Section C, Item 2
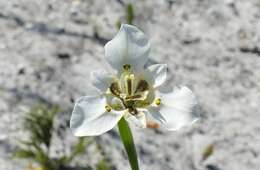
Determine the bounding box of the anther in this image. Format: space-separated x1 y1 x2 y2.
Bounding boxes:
155 98 161 106
123 64 131 70
109 82 121 97
135 80 149 93
125 74 134 96
105 105 112 112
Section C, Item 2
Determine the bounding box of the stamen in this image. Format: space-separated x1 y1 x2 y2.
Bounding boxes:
123 64 131 71
109 82 121 96
125 74 134 96
125 94 142 100
105 105 112 112
135 80 149 93
127 79 132 95
155 98 161 106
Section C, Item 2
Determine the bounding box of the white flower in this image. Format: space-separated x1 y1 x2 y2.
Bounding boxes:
70 24 198 136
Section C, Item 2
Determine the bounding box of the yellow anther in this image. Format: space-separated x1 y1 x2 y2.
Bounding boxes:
123 64 131 70
105 105 112 112
155 98 161 106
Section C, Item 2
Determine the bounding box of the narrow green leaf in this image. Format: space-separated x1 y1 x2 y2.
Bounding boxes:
118 118 139 170
13 149 35 159
73 137 87 155
126 4 134 25
65 137 92 164
96 160 108 170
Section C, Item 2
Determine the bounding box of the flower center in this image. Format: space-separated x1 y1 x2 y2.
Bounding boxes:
107 65 154 115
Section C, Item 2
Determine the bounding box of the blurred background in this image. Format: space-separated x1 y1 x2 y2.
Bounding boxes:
0 0 260 170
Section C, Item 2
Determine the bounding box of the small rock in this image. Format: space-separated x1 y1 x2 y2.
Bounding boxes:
57 53 71 60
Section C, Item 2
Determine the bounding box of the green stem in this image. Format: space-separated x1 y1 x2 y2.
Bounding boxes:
118 118 139 170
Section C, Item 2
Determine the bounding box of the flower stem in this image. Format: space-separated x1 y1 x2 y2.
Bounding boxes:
118 118 139 170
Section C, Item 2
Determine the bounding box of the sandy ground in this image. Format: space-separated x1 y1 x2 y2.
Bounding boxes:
0 0 260 170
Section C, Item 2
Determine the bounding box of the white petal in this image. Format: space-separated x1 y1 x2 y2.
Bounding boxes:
106 94 125 110
144 64 167 88
157 86 198 130
105 24 150 73
146 106 166 124
91 71 113 92
125 111 147 128
70 95 123 136
159 86 197 108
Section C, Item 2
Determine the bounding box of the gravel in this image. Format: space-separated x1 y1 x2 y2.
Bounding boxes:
0 0 259 170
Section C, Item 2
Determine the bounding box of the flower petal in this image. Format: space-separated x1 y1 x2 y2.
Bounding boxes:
144 64 167 88
156 86 198 130
70 95 124 136
106 94 125 110
91 71 113 92
125 111 147 128
105 24 150 73
146 106 166 124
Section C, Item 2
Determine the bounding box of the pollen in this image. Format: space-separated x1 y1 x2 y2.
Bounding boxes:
123 64 131 70
105 105 112 112
155 98 161 106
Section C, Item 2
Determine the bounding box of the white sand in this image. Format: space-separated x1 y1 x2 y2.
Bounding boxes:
0 0 259 169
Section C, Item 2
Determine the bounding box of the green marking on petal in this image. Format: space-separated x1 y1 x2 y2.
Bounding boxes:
135 79 149 93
